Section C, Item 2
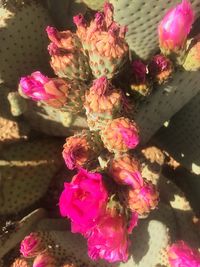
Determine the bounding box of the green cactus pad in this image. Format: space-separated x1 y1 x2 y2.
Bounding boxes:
82 0 104 10
23 99 88 136
0 139 63 215
0 86 29 144
0 2 53 87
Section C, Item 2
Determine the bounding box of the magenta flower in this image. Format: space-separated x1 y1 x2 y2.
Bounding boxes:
19 71 52 101
59 169 108 235
20 232 45 258
87 213 129 263
158 0 194 52
168 241 200 267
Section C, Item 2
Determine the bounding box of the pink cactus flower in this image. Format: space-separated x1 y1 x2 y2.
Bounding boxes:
33 253 56 267
168 241 200 267
59 169 108 235
20 232 45 258
19 72 70 107
158 0 194 52
87 212 129 263
19 71 51 101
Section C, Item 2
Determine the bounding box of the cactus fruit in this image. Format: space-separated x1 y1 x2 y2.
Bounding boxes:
0 139 63 215
46 26 91 81
0 1 53 87
148 54 173 84
100 117 140 154
74 3 129 79
84 77 123 131
108 154 141 187
128 180 159 217
183 34 200 71
62 131 103 170
82 0 104 10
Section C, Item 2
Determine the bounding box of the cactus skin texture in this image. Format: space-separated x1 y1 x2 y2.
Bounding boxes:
0 139 63 215
7 92 88 136
183 35 200 71
0 209 47 259
0 2 53 87
82 0 104 10
0 86 29 145
109 0 200 60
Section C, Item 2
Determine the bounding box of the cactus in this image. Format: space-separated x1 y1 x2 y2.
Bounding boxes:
84 77 123 131
0 1 54 87
0 138 63 215
46 0 87 30
109 0 200 60
0 208 47 259
183 34 200 71
0 86 29 145
7 91 88 136
100 117 139 154
82 0 104 10
46 26 91 81
73 3 129 79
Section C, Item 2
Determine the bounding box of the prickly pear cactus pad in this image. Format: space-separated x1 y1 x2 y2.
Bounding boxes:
82 0 104 10
0 2 53 87
0 85 29 144
110 0 200 60
0 139 63 215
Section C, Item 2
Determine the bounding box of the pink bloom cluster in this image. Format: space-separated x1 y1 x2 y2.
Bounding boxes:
59 169 135 263
168 241 200 267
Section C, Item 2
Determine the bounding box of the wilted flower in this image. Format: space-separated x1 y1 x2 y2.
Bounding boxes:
158 0 194 54
128 180 159 216
168 241 200 267
59 169 108 235
148 54 173 84
62 132 102 170
131 60 150 96
101 117 140 153
87 212 129 263
33 253 56 267
73 2 129 79
20 232 46 258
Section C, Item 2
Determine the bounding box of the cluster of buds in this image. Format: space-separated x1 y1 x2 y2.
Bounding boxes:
73 2 129 78
11 232 57 267
16 0 200 265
